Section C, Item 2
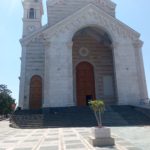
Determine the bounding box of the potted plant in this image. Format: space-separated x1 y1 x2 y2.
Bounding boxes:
88 100 115 147
89 100 105 128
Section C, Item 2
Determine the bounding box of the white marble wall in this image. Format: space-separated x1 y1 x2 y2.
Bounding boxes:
43 38 74 107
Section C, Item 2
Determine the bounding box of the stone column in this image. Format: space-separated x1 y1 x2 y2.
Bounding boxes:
133 40 148 100
43 40 74 108
18 42 27 109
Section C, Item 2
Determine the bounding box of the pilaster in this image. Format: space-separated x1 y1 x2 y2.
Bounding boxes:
18 42 27 109
133 40 148 100
113 40 140 105
43 41 51 108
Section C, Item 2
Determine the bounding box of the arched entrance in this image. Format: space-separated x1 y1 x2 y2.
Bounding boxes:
72 27 117 105
76 62 96 106
29 75 42 109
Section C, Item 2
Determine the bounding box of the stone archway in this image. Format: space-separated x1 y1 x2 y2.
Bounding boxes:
29 75 42 109
76 62 96 106
72 27 117 105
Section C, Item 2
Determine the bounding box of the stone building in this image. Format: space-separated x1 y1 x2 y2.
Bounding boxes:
19 0 148 109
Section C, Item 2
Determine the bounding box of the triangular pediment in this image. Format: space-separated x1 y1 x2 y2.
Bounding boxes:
47 0 116 26
21 3 140 45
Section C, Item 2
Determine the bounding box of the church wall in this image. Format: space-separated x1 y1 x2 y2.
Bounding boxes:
23 41 45 109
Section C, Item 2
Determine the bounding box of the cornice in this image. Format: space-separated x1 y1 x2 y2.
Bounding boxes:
47 0 116 10
133 40 143 49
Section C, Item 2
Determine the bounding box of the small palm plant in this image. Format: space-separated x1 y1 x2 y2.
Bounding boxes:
89 100 105 128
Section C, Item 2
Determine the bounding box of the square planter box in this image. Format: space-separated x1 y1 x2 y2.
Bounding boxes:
89 127 115 147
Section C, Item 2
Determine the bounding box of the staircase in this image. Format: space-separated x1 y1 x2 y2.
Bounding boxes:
10 106 150 128
10 109 43 128
43 107 97 128
111 105 150 126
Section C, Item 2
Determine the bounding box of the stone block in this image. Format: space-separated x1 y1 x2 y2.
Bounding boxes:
89 127 115 147
91 127 111 139
89 136 115 147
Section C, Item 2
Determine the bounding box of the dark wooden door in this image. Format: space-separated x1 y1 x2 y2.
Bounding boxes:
29 75 42 109
76 62 95 106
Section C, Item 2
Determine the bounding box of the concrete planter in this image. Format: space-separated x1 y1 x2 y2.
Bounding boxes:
89 127 115 147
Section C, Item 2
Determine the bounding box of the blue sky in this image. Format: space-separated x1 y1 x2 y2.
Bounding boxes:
0 0 149 104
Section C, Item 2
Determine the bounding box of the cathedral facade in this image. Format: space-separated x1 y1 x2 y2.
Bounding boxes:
19 0 148 109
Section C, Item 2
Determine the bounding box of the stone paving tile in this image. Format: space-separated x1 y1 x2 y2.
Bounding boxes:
116 140 133 146
44 137 58 141
24 137 39 141
126 147 142 150
0 144 16 148
24 139 39 142
13 148 33 150
65 140 82 144
47 134 58 136
3 140 18 143
65 143 86 149
39 146 59 150
31 134 43 136
36 130 45 133
40 143 59 147
15 135 27 137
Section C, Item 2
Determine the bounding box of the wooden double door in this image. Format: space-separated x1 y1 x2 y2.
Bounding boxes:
29 75 42 109
76 62 96 106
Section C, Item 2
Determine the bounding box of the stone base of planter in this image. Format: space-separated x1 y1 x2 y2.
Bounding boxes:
89 127 115 147
89 136 115 147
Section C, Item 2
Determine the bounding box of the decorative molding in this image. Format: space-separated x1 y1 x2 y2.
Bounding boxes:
133 40 143 49
79 47 89 57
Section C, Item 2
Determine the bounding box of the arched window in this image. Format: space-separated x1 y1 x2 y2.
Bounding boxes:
29 8 35 19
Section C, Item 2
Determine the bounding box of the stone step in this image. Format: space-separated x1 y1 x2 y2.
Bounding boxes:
10 105 150 128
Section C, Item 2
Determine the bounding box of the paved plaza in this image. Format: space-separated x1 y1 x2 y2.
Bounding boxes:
0 121 150 150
